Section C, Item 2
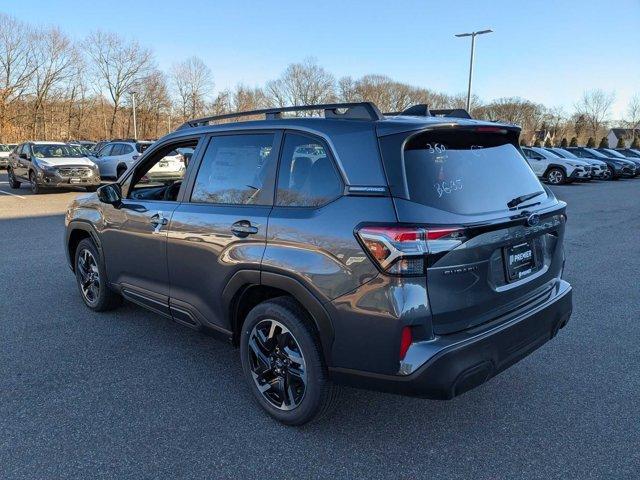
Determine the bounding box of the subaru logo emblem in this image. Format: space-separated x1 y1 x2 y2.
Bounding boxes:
526 214 540 227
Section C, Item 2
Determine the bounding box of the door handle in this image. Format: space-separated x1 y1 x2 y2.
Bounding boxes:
231 220 258 237
150 211 169 228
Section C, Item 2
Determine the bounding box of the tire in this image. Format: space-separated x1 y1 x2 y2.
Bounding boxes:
546 167 566 185
7 168 21 189
240 297 339 426
116 165 127 179
602 167 613 181
608 166 619 180
74 238 121 311
29 171 42 194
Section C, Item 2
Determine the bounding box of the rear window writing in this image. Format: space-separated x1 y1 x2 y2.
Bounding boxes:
388 130 546 215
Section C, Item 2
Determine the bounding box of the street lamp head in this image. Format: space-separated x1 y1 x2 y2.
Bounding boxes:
455 29 493 38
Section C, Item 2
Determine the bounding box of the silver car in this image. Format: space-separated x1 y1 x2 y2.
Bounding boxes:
92 140 153 179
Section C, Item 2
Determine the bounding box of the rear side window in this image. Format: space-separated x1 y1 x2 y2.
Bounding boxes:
122 144 134 155
276 133 342 207
380 129 546 215
191 134 277 205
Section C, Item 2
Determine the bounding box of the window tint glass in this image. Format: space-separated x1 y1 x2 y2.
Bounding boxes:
122 144 134 154
191 134 276 205
111 144 124 156
276 134 342 207
99 144 113 156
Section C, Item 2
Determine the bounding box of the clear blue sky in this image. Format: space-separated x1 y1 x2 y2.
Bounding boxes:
4 0 639 117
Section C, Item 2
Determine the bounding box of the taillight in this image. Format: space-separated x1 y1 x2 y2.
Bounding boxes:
355 225 465 275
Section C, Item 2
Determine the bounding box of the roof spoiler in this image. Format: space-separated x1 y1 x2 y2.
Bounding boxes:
384 104 473 119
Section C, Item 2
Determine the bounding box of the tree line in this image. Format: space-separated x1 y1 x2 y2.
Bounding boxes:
1 13 638 146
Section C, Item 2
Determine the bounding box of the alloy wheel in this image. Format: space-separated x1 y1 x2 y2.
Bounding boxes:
548 170 563 184
247 319 307 411
77 249 100 305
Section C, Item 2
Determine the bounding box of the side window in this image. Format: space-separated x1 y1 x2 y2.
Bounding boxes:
276 134 342 207
122 144 134 155
111 144 124 156
126 140 199 202
98 144 113 157
190 134 277 205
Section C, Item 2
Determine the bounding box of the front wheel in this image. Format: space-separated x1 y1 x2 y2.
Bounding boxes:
74 238 121 311
240 297 339 425
546 168 566 185
29 171 42 194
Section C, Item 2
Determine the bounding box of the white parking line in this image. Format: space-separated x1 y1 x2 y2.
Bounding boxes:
0 189 26 199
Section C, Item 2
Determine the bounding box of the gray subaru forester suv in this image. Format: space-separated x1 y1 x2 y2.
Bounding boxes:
65 102 573 425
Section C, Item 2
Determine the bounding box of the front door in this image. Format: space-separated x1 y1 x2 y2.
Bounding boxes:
167 131 281 331
100 138 201 314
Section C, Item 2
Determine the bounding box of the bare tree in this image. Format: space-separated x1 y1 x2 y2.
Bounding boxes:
30 27 77 138
0 13 38 141
575 89 615 139
625 94 640 143
83 30 154 137
266 58 335 112
171 56 213 120
132 69 170 138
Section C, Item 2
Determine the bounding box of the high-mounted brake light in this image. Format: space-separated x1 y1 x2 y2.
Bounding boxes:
355 225 465 276
475 126 507 134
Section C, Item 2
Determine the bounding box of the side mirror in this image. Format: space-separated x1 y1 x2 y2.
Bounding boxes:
97 183 122 207
19 153 28 160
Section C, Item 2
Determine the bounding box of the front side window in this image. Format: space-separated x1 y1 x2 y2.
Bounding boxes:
126 140 198 202
98 144 113 157
276 134 342 207
191 134 277 205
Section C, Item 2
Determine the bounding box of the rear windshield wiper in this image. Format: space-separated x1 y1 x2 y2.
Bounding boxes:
507 190 545 209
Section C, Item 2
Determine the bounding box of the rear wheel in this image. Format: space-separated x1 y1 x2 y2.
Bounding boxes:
8 168 21 189
546 168 566 185
240 297 339 425
74 238 121 311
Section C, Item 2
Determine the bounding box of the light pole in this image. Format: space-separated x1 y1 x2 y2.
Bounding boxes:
455 29 493 111
130 91 138 140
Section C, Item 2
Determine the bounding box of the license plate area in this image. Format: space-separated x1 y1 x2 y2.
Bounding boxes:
504 241 538 282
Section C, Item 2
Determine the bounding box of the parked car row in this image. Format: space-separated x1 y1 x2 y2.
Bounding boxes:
0 139 200 194
521 146 640 184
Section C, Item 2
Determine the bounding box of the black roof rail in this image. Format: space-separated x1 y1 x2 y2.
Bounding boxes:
384 104 473 120
178 102 385 129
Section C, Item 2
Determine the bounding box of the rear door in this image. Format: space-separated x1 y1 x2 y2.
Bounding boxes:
166 131 281 331
379 126 566 334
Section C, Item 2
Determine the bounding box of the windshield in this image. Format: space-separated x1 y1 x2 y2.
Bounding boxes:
0 145 9 152
32 144 86 158
585 148 608 159
382 129 546 215
542 148 561 157
554 148 578 159
602 149 626 158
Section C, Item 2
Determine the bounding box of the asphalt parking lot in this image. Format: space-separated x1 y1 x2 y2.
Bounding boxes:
1 173 639 479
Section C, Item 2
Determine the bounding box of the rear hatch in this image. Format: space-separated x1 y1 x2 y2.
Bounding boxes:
379 125 566 334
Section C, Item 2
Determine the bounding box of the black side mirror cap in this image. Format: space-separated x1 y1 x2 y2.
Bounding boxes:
97 183 122 207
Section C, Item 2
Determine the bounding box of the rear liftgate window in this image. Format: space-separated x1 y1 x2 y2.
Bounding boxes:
385 128 545 214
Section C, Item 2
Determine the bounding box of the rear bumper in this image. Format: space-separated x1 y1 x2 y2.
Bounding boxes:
330 279 572 399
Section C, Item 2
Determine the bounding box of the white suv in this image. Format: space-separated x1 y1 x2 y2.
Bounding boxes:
92 140 153 179
521 146 591 184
